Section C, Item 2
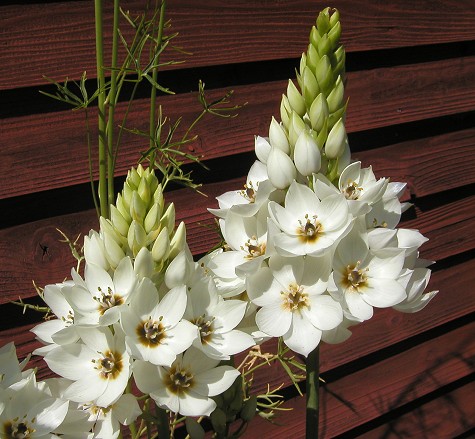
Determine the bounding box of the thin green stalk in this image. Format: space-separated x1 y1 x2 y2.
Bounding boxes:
84 108 100 218
94 0 109 218
150 1 167 153
155 405 170 439
306 346 320 438
106 0 121 209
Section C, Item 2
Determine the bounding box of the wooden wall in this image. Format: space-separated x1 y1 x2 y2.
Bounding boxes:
1 0 474 437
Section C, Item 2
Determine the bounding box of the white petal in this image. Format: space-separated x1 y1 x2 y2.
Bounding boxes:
363 278 407 308
64 374 107 403
178 391 216 417
157 286 187 325
44 345 95 380
255 305 291 337
284 314 322 357
345 292 373 321
303 295 343 330
30 398 69 435
193 366 240 397
133 360 161 394
113 394 142 425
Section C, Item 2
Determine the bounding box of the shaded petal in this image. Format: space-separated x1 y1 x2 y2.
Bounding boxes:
363 278 406 308
255 305 291 336
178 391 216 417
303 295 343 330
346 292 373 320
193 366 240 397
284 314 322 357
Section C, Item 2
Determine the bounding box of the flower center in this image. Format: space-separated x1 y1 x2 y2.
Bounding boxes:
92 350 123 379
281 284 310 313
342 181 362 200
344 261 368 292
3 420 34 439
137 317 166 347
165 365 194 395
239 182 257 203
297 214 322 243
241 236 266 259
94 287 124 315
192 315 215 345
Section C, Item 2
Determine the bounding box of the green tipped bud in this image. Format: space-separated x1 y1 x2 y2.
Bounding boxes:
309 25 319 49
127 220 147 256
169 221 186 260
309 93 329 132
288 111 306 146
153 184 164 209
103 232 126 268
299 53 307 79
306 43 319 73
286 80 306 116
160 203 176 234
151 226 170 263
269 117 290 154
328 20 341 47
128 166 141 188
327 76 344 113
115 193 131 224
325 118 346 159
210 408 226 435
316 9 331 36
280 94 292 127
138 177 151 207
315 55 332 93
317 33 331 57
240 396 257 422
122 182 134 208
294 130 321 176
185 418 205 439
110 205 129 237
329 8 340 28
144 203 160 234
301 66 319 107
130 191 146 223
333 46 346 77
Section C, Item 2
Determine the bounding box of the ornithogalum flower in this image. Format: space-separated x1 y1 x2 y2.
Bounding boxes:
247 254 342 356
134 347 240 416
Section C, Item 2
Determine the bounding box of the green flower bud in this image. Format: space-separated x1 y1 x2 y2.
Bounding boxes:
329 8 340 28
306 43 319 74
169 221 186 260
122 182 134 208
328 20 341 47
294 130 321 176
325 118 346 159
315 55 332 93
144 203 160 234
288 111 306 147
115 193 131 224
327 75 344 113
127 220 147 257
130 191 146 223
269 117 290 154
309 25 319 49
103 232 126 268
110 205 129 237
160 203 176 234
138 177 151 207
185 418 205 439
301 66 319 108
151 226 170 263
286 80 306 116
316 9 331 36
210 408 226 435
240 396 257 422
317 33 331 57
309 93 329 132
280 94 292 127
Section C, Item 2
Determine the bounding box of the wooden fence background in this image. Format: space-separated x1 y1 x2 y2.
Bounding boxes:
1 0 474 437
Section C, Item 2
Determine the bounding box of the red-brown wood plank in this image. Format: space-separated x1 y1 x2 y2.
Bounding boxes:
2 56 475 199
360 381 475 439
242 321 475 438
2 0 474 90
1 175 474 304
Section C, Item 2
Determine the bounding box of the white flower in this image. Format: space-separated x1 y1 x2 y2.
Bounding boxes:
44 326 131 407
329 225 407 321
184 278 255 360
393 268 438 313
247 255 342 356
0 373 69 439
121 278 197 366
254 136 271 164
64 257 137 326
0 342 32 389
269 180 352 256
134 347 240 417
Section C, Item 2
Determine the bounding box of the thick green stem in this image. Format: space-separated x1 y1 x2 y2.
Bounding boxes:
94 0 108 218
106 0 121 209
150 1 167 153
306 346 320 439
155 406 170 439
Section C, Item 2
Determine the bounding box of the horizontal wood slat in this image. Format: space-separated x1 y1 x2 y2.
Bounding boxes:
1 0 474 90
0 171 473 304
361 381 475 438
2 56 474 199
241 321 475 438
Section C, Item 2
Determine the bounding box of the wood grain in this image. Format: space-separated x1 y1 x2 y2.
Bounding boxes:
2 0 474 90
2 56 474 199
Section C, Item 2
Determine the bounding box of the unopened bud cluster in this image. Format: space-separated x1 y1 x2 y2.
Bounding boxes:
263 7 349 188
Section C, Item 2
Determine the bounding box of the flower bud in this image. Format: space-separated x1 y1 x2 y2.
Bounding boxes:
315 55 332 92
164 247 193 288
153 184 164 211
115 193 131 223
309 93 329 131
327 75 344 113
169 221 186 260
160 203 176 233
127 220 147 256
325 118 346 159
301 66 319 108
317 9 331 35
151 226 170 263
144 203 160 234
269 117 290 154
294 131 321 176
130 191 146 223
266 146 296 190
110 205 129 237
128 166 141 188
240 396 257 422
83 230 109 271
254 136 271 164
329 8 340 27
288 111 306 146
317 33 331 56
103 232 126 268
328 20 341 47
138 177 151 207
306 43 319 73
280 94 292 128
286 80 306 116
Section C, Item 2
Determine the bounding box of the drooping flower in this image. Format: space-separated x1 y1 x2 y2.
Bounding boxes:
134 347 240 416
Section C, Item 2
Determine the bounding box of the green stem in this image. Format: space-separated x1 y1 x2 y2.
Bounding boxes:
106 0 121 209
150 1 167 155
94 0 108 218
306 346 320 439
155 406 170 439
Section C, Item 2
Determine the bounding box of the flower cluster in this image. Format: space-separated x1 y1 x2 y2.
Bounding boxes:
204 8 437 357
7 165 257 438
